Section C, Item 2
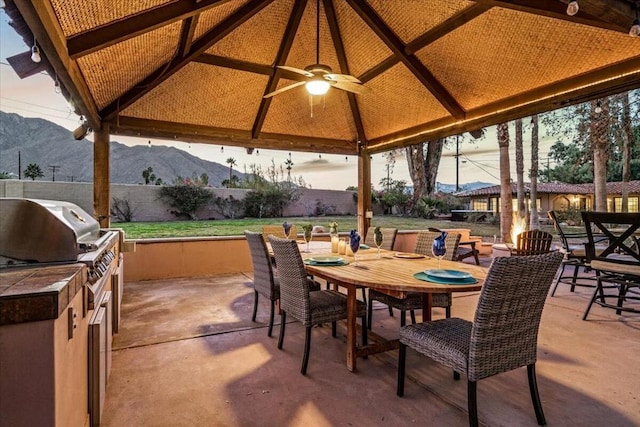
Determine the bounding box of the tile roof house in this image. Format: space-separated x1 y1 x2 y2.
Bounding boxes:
457 180 640 215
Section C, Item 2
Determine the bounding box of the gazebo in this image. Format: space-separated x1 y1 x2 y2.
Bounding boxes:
5 0 640 231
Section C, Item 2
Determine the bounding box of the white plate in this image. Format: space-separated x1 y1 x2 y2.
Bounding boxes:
309 256 344 264
424 269 472 280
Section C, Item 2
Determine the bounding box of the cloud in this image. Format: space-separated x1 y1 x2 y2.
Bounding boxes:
294 158 352 172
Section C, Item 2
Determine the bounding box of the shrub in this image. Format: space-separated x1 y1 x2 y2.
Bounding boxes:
213 195 244 219
159 177 214 220
111 197 136 222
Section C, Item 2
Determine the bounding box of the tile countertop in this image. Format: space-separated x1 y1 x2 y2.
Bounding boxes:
0 263 87 325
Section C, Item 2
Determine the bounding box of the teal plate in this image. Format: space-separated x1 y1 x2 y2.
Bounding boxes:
414 272 478 285
304 259 349 267
424 269 472 280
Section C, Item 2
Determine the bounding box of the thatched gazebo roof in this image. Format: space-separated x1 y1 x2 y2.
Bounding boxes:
6 0 640 155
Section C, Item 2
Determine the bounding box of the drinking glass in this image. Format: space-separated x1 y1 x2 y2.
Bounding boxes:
351 239 360 266
432 238 446 269
283 222 292 239
375 234 383 258
303 230 312 252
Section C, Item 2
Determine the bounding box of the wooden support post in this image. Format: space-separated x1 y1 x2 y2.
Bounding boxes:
357 146 371 236
93 123 110 228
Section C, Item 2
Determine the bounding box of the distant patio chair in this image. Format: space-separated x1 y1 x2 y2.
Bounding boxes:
510 230 553 256
269 236 367 375
397 252 563 427
581 212 640 320
262 224 297 241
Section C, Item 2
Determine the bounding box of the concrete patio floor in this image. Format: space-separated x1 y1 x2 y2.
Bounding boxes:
102 260 640 427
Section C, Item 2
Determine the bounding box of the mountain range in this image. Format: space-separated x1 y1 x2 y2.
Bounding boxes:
0 111 494 192
0 111 242 186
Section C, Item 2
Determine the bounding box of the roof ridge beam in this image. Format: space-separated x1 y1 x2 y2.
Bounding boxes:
345 0 465 120
251 0 307 139
101 0 275 121
67 0 233 59
323 0 366 143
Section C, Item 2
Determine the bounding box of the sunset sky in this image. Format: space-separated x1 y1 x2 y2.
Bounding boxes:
0 11 555 191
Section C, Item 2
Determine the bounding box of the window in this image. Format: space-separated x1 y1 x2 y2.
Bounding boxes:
613 197 639 213
472 199 488 211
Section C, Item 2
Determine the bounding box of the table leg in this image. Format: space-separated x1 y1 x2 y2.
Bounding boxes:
421 293 433 322
346 285 357 372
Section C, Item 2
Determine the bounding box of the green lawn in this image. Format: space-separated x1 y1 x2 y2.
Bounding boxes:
115 216 510 239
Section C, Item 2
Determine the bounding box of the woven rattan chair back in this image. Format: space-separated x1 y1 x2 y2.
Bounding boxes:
512 230 553 256
468 252 563 381
364 227 397 250
262 225 297 242
268 236 312 325
415 230 460 261
244 231 277 300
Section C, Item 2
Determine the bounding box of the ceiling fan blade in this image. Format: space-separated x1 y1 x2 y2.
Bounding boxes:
277 65 314 78
324 73 361 83
331 81 370 95
263 81 306 98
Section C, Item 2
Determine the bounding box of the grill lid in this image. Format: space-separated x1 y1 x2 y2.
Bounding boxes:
0 198 100 263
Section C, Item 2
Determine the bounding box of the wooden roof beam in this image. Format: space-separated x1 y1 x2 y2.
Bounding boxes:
67 0 233 59
251 0 307 139
101 0 275 121
345 0 465 119
482 0 630 33
177 15 199 57
368 55 640 153
323 0 366 143
108 116 357 154
194 54 310 81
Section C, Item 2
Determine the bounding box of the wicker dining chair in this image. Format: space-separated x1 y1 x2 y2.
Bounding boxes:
245 231 280 337
510 229 553 256
269 236 367 375
397 251 563 427
367 230 461 329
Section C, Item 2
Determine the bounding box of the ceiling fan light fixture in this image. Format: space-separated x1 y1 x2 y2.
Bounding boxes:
306 79 330 95
566 1 579 16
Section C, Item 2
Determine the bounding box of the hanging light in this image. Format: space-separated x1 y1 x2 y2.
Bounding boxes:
0 0 6 9
306 78 330 96
594 101 602 114
54 76 61 94
630 2 640 37
566 1 579 16
220 146 224 153
256 149 260 156
31 37 41 63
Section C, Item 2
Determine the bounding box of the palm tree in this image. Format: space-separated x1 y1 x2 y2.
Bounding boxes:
529 114 540 230
24 163 44 181
498 122 513 243
591 98 609 211
226 157 237 188
515 118 526 220
284 157 294 182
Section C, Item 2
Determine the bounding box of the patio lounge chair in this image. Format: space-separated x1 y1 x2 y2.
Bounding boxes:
269 236 367 375
397 251 563 427
367 230 460 329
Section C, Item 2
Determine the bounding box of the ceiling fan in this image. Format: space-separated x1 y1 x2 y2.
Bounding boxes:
263 0 369 99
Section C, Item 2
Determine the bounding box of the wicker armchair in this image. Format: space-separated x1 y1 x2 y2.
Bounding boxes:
367 230 461 329
397 252 563 427
269 236 367 375
581 212 640 320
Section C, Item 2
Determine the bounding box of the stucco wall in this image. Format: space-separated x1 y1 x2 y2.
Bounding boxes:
0 180 357 222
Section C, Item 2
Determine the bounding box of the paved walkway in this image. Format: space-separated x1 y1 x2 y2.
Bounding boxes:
102 264 640 426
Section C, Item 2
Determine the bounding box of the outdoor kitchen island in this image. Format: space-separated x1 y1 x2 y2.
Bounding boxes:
0 263 90 427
